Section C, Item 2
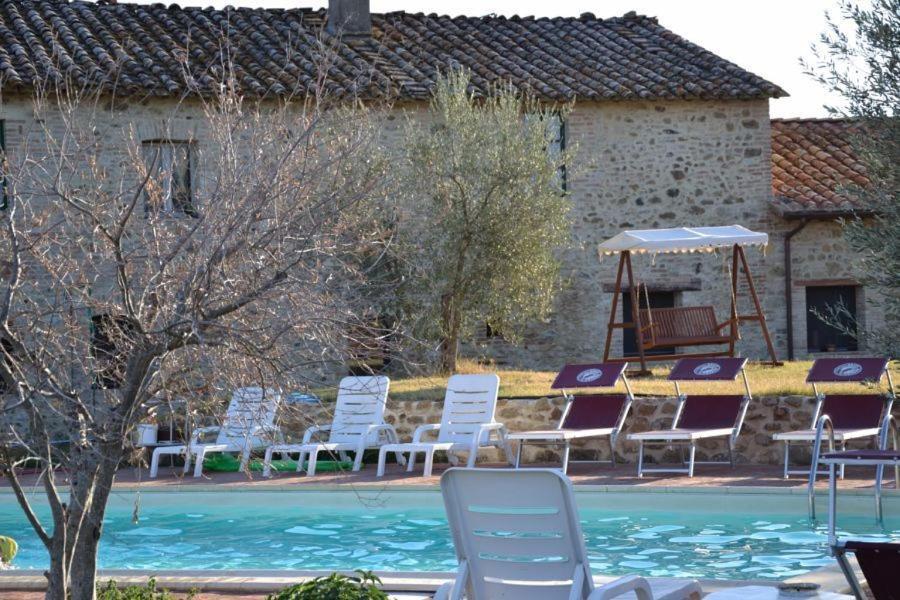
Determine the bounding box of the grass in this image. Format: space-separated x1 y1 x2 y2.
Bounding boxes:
376 359 899 401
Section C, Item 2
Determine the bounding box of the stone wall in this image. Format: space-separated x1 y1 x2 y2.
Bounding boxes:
471 98 780 368
279 395 895 466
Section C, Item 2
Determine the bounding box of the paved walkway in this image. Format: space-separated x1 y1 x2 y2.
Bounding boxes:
2 461 892 490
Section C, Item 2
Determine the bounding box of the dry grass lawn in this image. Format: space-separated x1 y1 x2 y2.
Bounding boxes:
319 359 897 401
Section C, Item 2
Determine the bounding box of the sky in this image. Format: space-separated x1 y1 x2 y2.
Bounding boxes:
130 0 850 118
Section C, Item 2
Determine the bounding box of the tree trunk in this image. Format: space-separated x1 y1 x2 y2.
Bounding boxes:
439 292 460 372
44 535 68 600
67 538 101 600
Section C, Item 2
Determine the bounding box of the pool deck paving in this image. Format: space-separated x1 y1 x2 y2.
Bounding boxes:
3 461 894 491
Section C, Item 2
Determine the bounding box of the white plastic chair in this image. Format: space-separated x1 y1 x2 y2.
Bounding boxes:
437 468 702 600
262 376 402 476
376 374 511 477
149 387 282 478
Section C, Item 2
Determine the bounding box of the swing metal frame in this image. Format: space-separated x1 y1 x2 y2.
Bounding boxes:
602 243 780 374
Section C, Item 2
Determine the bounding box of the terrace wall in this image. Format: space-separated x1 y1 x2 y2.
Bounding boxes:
281 395 896 466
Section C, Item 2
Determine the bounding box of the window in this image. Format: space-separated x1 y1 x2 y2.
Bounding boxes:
141 140 196 216
622 290 676 357
0 120 8 211
90 314 137 389
806 285 858 352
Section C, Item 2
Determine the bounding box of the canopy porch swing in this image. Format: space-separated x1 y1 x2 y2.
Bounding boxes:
599 226 780 374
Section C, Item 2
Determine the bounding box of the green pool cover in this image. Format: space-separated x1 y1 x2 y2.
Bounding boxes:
202 453 353 473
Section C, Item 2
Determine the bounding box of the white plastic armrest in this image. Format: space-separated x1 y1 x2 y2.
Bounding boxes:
473 422 506 445
412 424 440 443
302 424 331 444
257 424 284 444
587 575 653 600
367 423 397 439
190 426 220 444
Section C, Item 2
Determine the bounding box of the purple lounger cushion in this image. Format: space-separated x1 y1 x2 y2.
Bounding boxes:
563 394 627 430
677 395 746 430
819 394 887 430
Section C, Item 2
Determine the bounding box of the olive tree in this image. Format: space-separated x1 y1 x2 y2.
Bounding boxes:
397 70 573 371
0 68 393 598
807 0 899 355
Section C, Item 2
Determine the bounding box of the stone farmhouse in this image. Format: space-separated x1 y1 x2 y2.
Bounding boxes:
0 0 881 373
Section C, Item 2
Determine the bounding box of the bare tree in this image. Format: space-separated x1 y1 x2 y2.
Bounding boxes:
0 59 395 598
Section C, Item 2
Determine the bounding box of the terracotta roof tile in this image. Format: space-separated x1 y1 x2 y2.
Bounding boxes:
0 1 786 101
771 119 870 217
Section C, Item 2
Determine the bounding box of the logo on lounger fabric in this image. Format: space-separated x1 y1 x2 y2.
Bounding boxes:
576 368 603 383
693 362 722 377
833 362 863 378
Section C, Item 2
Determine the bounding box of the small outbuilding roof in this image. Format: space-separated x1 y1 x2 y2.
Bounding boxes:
599 225 768 255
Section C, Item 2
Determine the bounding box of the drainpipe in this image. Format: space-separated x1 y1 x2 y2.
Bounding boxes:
784 219 809 360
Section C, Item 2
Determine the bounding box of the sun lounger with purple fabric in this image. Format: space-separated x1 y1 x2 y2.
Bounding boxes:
508 362 634 473
822 449 900 600
773 358 895 481
627 358 752 478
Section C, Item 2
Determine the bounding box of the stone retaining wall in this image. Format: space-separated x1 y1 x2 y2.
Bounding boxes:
280 395 894 466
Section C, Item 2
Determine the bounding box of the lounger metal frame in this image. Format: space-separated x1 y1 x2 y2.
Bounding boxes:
777 370 896 480
629 359 752 478
510 365 635 473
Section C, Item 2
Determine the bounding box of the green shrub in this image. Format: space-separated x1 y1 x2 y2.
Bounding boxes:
268 571 388 600
0 536 17 564
96 578 194 600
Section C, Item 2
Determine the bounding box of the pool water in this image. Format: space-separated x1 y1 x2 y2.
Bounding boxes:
0 489 898 580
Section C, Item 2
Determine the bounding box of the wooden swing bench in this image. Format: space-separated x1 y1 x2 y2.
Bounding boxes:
599 226 780 373
638 306 735 349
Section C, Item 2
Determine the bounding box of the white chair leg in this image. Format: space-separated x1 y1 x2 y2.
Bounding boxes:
395 449 407 466
192 448 206 478
297 450 308 472
377 446 389 477
783 441 790 479
183 447 193 474
466 444 478 468
307 448 320 477
407 450 417 472
424 448 436 477
262 446 275 478
688 444 696 477
636 441 645 478
239 447 251 473
150 448 162 478
352 448 365 472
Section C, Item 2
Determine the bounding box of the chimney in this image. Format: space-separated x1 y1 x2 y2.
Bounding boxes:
327 0 371 37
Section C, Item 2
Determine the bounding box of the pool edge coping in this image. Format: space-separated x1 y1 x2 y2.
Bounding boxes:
0 564 856 595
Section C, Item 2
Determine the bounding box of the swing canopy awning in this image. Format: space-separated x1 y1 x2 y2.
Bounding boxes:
599 225 768 255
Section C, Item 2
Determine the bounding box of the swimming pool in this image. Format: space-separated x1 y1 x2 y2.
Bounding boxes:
0 488 897 580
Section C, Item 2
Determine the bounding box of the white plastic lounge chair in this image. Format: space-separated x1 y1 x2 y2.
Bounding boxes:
773 358 895 480
627 358 751 478
436 468 702 600
262 376 402 477
376 374 511 478
149 386 281 478
509 362 634 473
